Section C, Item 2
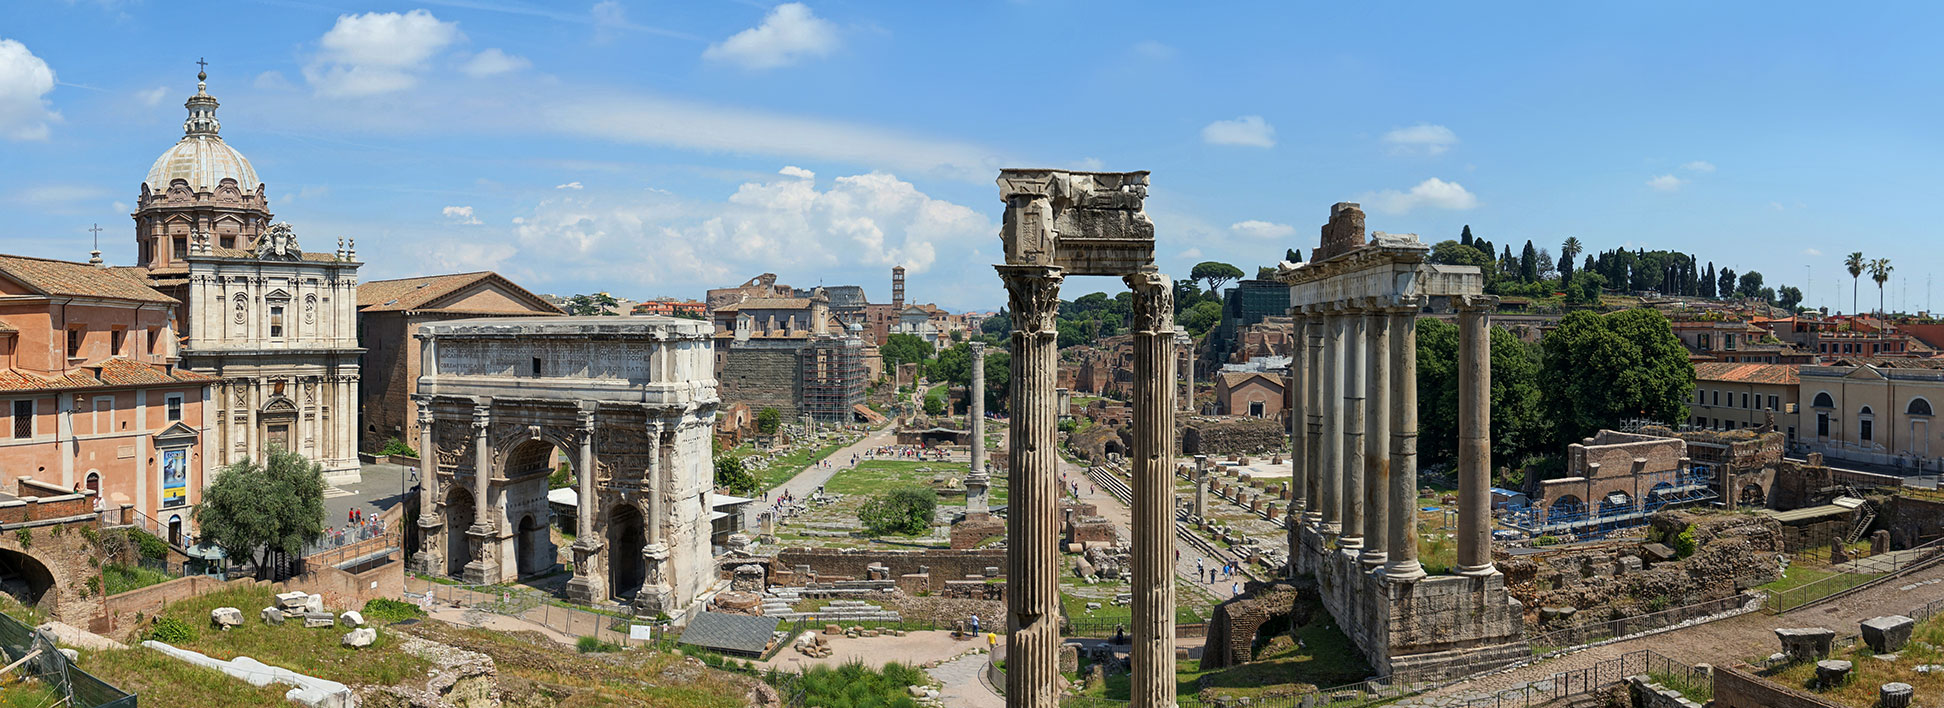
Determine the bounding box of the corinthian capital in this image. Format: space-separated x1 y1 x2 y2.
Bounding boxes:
997 265 1064 336
1124 269 1173 335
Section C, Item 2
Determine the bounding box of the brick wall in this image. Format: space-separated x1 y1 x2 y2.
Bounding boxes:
1712 665 1843 708
720 345 803 418
1886 495 1944 548
96 560 405 639
775 547 1005 582
359 310 411 452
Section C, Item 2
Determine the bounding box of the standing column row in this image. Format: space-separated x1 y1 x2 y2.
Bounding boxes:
1361 308 1390 570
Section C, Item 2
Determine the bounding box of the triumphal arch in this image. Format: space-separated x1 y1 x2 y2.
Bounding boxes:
1279 203 1525 679
410 317 718 617
997 169 1177 707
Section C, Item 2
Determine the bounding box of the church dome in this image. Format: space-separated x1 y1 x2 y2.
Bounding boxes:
143 71 260 192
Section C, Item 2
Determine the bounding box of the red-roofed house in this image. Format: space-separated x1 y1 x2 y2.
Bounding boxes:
0 254 214 539
1691 362 1799 439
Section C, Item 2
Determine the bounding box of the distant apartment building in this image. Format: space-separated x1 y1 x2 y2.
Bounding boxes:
0 254 216 537
630 298 707 318
1799 357 1944 470
1691 362 1799 438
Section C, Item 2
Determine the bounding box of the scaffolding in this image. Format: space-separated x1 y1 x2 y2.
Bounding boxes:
799 335 866 422
1507 464 1718 539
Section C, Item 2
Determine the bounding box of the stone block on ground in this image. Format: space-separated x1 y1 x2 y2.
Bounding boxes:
304 594 325 614
1880 682 1913 708
338 611 364 628
342 627 376 648
1058 644 1079 674
211 607 243 630
304 612 337 629
1861 615 1914 654
1776 627 1836 662
1815 659 1851 687
261 607 285 625
275 591 309 610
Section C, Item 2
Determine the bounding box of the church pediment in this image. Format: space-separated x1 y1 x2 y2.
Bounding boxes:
1845 365 1887 381
262 395 297 413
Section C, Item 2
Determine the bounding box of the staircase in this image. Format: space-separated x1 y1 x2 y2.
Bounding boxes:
1841 485 1877 544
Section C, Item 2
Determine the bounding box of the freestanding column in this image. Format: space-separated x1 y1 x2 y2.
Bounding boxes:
1286 312 1308 572
966 342 990 515
463 402 495 584
1361 309 1390 570
999 264 1063 708
1456 302 1497 576
1126 270 1177 708
566 407 606 603
1176 327 1194 413
1319 309 1343 536
638 421 673 614
1340 305 1366 552
1386 306 1426 581
1304 310 1324 528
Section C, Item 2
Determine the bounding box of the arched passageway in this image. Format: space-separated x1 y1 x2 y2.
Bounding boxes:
0 549 55 609
515 513 553 577
608 504 646 601
446 489 476 578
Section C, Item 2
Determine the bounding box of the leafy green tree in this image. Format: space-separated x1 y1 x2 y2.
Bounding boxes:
1700 262 1717 298
930 343 1011 413
1256 266 1277 280
1736 270 1764 299
756 407 781 435
1776 285 1804 312
859 487 937 536
1173 279 1206 313
881 333 934 369
923 387 947 416
1717 268 1736 300
1460 225 1474 247
195 448 326 578
564 292 620 316
1190 261 1245 296
714 456 758 496
1540 309 1693 449
1178 300 1223 337
1416 319 1548 467
1428 240 1492 268
1519 240 1539 283
981 309 1012 338
1285 248 1303 263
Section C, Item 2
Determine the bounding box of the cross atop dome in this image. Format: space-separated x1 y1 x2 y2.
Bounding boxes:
184 60 220 137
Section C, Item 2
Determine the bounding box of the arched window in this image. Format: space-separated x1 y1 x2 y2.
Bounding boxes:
1909 398 1934 416
1813 392 1835 408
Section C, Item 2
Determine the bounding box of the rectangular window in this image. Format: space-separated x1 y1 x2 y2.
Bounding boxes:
11 400 31 439
148 327 162 356
1742 393 1750 409
269 306 285 338
111 328 126 356
66 329 81 358
1712 390 1719 406
1768 395 1778 410
1861 419 1874 442
166 394 183 422
1817 412 1830 437
532 357 542 377
93 396 114 433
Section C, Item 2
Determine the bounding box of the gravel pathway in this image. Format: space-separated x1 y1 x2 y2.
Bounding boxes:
927 650 1005 708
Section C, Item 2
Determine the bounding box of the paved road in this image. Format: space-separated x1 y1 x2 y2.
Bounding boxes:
742 424 897 528
1407 557 1944 703
926 649 1006 708
1061 456 1245 603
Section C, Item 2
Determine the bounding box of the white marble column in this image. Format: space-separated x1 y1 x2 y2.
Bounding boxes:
1341 305 1366 552
413 397 442 573
999 263 1063 708
1127 271 1177 708
1361 309 1390 570
1386 307 1426 581
463 402 496 584
1456 302 1497 576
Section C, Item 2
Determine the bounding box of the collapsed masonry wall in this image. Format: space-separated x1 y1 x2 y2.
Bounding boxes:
1500 511 1780 627
720 344 804 418
1178 416 1287 457
1200 580 1308 670
770 547 1006 584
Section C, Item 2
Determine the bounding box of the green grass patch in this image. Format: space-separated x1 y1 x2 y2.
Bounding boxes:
103 563 176 595
800 659 928 708
1647 668 1714 703
1060 592 1203 627
149 584 432 687
0 680 67 708
747 438 856 491
77 645 293 707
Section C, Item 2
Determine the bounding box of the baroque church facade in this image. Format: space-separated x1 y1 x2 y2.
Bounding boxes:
135 70 363 484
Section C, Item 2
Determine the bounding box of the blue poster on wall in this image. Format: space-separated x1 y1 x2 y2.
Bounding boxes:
162 448 187 509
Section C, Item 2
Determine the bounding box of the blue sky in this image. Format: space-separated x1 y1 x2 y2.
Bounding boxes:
2 1 1939 313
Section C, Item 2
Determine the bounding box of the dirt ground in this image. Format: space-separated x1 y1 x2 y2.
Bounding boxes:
756 628 987 672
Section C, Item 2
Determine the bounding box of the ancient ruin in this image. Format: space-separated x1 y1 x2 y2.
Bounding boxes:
410 317 719 618
1279 203 1526 678
996 169 1176 707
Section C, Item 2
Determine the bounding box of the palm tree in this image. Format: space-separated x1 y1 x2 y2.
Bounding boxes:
1846 252 1866 315
1870 258 1893 318
1561 236 1582 262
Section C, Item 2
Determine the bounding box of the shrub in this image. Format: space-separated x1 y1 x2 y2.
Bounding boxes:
576 636 620 653
13 528 28 550
1673 525 1696 559
715 456 759 496
859 486 937 536
378 438 418 458
131 529 169 560
145 616 197 644
361 598 425 624
1533 535 1559 547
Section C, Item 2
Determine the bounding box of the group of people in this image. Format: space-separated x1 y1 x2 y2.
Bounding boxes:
322 508 385 549
862 444 953 462
1194 556 1242 597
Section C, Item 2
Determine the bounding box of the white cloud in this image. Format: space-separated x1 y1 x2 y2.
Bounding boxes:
555 181 584 190
443 205 483 225
305 9 465 97
485 167 988 291
1229 220 1296 239
1202 116 1275 148
0 39 60 140
253 71 294 91
1802 248 1823 257
1681 160 1716 173
1176 248 1203 260
703 3 839 70
1359 178 1478 214
462 48 530 78
135 85 169 107
1646 174 1683 192
1382 123 1458 156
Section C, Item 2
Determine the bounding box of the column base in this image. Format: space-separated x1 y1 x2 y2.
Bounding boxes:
1359 551 1388 570
408 553 444 575
1456 563 1500 577
461 560 498 586
1384 560 1426 583
632 585 675 617
1337 535 1364 552
565 574 607 604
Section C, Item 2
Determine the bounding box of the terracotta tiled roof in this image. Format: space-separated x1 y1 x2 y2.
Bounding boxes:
1694 362 1799 385
1217 371 1284 389
1817 356 1944 370
358 272 560 314
0 358 215 392
0 255 176 304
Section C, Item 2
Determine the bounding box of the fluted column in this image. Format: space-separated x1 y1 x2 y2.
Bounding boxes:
567 407 607 603
1126 270 1177 708
999 264 1063 708
412 397 442 573
1303 309 1324 528
966 342 990 514
1176 328 1194 413
1319 308 1343 536
1386 306 1426 581
1361 308 1390 569
1456 300 1498 576
637 420 674 614
1286 311 1308 573
1341 305 1366 551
